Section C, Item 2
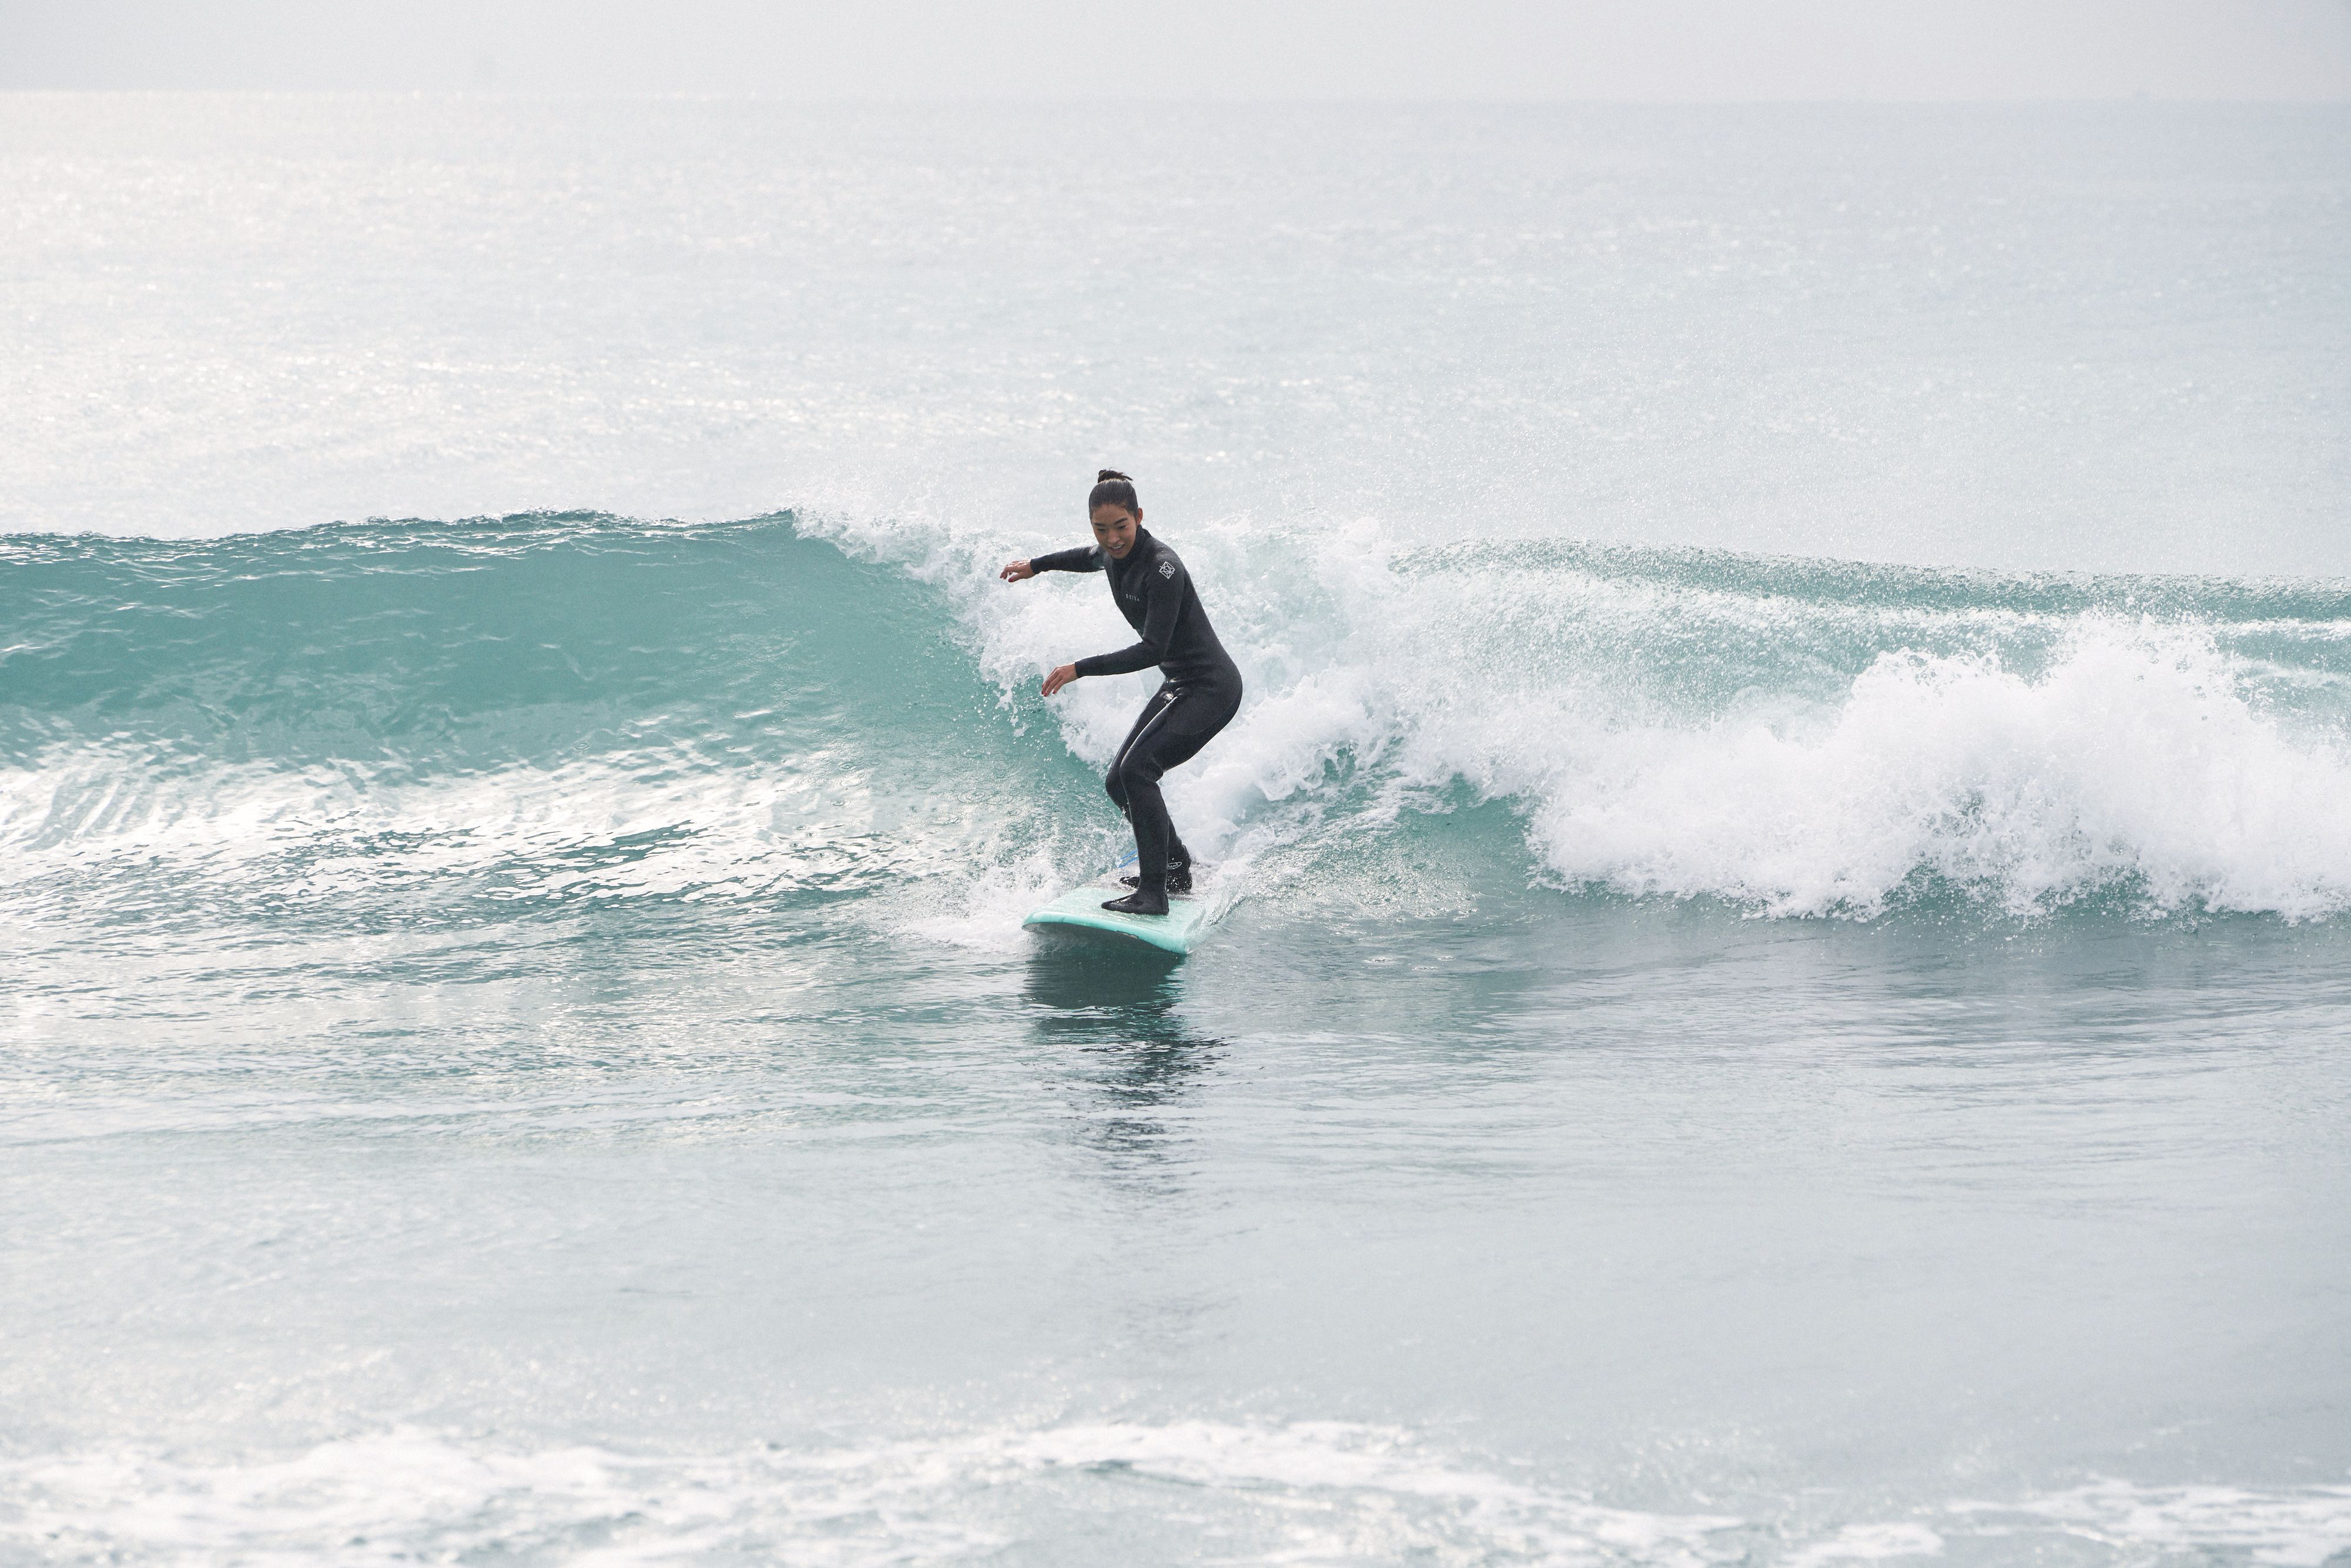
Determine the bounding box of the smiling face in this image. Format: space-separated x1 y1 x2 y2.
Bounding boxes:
1090 504 1141 559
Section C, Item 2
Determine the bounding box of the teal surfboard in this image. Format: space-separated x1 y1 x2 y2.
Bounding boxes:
1023 856 1233 956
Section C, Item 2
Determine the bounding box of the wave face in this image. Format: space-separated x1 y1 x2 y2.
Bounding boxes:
0 514 1086 939
9 510 2351 932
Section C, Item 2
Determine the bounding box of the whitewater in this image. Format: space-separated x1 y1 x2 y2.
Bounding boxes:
6 96 2351 1567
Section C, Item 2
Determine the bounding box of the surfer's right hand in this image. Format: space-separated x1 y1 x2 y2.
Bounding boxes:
999 559 1035 582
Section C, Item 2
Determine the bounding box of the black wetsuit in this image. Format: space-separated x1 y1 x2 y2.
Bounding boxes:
1032 528 1243 896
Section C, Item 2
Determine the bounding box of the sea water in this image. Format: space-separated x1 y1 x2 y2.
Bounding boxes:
5 97 2351 1566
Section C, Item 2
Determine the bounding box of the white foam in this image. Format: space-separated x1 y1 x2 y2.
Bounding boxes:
14 1429 2351 1561
1784 1521 1944 1566
816 501 2351 923
0 1429 990 1568
11 1425 2351 1566
1953 1477 2351 1567
0 1421 1737 1567
1517 625 2351 919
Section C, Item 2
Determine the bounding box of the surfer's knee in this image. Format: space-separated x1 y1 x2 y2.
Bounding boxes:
1110 754 1160 798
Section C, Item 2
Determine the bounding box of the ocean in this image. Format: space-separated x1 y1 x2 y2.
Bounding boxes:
5 95 2351 1566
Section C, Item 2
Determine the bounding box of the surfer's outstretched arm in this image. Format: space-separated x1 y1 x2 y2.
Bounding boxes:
1002 546 1103 582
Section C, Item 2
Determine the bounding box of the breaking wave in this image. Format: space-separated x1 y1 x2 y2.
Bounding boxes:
8 509 2351 933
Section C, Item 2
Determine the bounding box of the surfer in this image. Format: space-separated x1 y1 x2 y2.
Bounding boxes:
1000 471 1244 917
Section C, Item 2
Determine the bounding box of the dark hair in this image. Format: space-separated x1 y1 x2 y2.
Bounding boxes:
1089 469 1140 515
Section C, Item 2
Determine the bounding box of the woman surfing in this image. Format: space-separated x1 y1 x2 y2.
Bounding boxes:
1000 470 1244 917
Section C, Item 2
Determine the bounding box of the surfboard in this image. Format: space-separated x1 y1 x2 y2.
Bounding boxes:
1023 853 1233 956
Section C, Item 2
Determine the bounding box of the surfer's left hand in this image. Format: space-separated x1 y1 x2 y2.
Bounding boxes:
1041 663 1078 697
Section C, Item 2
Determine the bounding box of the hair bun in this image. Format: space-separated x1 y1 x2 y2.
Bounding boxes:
1097 469 1133 484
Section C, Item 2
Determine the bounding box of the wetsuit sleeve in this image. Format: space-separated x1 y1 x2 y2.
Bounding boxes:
1029 546 1104 574
1074 554 1185 679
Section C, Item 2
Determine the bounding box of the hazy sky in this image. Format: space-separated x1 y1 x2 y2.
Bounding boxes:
6 0 2350 99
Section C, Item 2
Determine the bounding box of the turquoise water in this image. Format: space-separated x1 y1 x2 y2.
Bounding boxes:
7 99 2351 1564
8 514 2351 1563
